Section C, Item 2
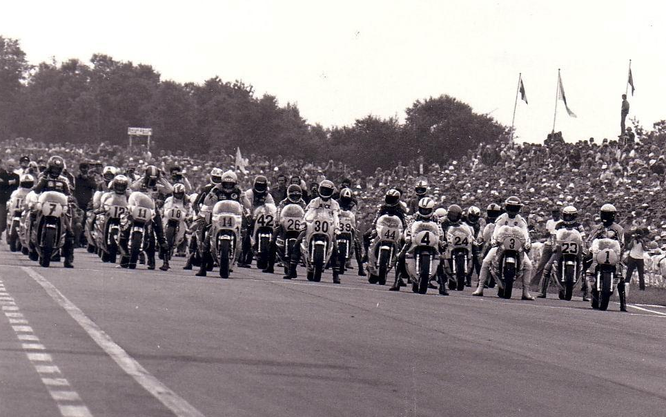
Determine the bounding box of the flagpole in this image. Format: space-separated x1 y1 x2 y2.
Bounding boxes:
552 69 560 134
510 73 521 143
625 59 632 95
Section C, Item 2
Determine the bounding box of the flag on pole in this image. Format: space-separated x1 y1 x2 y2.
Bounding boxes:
235 147 248 175
628 68 635 96
519 79 528 104
557 73 577 118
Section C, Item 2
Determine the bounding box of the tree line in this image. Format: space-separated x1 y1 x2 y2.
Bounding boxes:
0 35 513 171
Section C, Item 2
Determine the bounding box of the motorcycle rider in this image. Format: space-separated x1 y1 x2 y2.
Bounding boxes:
531 206 561 287
407 179 429 215
363 189 408 257
32 156 75 268
263 184 307 274
337 187 366 276
194 170 250 277
159 183 191 271
97 166 118 192
438 204 475 295
119 166 171 270
537 205 586 298
472 196 535 300
390 197 444 292
239 175 276 268
283 180 342 283
585 204 626 311
185 168 224 270
463 205 484 287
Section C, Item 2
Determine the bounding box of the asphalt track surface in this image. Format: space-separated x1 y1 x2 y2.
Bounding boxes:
0 246 665 417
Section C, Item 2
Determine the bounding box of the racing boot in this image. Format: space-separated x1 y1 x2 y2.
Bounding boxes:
472 274 486 296
283 262 297 280
521 271 535 301
332 269 341 284
389 269 405 291
618 281 627 312
195 253 210 277
159 257 170 271
537 274 549 298
356 249 366 276
183 253 195 270
438 274 449 296
147 253 156 270
63 237 74 269
581 278 590 301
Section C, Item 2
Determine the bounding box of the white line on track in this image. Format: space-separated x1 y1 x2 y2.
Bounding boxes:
0 279 93 417
21 266 207 417
627 304 666 316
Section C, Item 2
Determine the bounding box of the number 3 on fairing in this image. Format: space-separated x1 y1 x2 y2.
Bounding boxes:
420 232 431 245
508 238 516 249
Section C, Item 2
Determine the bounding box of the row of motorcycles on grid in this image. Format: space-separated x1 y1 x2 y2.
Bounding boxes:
5 189 623 310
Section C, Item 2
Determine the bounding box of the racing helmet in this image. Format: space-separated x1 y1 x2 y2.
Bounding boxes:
287 184 302 203
221 170 238 191
504 196 523 216
144 165 159 187
173 183 186 200
486 203 502 220
210 168 223 184
562 206 578 224
103 166 118 182
467 205 481 223
385 189 401 207
318 180 335 199
46 156 65 178
434 208 448 221
415 179 428 197
19 174 35 189
253 175 268 194
112 175 129 195
340 188 353 205
600 203 617 224
447 204 463 223
418 197 435 218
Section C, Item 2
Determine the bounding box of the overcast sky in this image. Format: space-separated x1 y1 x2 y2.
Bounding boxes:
1 0 663 144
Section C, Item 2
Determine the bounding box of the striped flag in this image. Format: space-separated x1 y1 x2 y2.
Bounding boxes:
519 79 528 104
558 73 577 118
628 68 635 96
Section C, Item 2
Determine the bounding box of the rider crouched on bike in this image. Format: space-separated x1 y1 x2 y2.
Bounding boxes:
363 189 408 258
194 170 250 277
118 166 171 270
159 183 191 271
337 188 366 276
32 156 76 268
283 180 342 283
390 197 444 292
263 184 306 274
472 196 535 300
463 206 484 287
239 175 275 268
537 205 587 299
585 204 626 311
185 168 224 270
438 204 475 294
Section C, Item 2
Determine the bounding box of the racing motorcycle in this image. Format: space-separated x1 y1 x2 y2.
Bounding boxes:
6 191 27 252
32 192 68 268
445 224 474 291
251 204 277 270
97 195 128 263
162 199 189 260
589 237 622 311
19 191 39 257
406 220 441 295
367 214 403 285
85 190 105 253
336 209 356 275
551 228 583 301
124 192 155 269
493 225 526 299
210 200 244 278
302 208 336 282
276 204 305 275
